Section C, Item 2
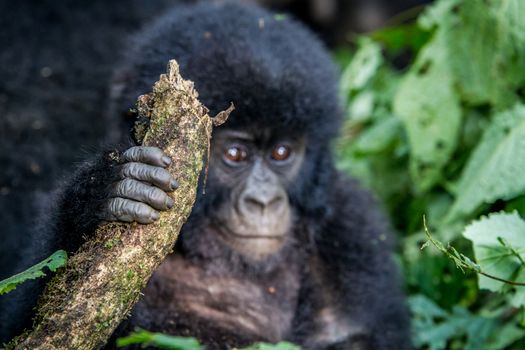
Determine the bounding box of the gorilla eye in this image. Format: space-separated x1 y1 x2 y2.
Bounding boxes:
271 144 291 162
224 146 248 163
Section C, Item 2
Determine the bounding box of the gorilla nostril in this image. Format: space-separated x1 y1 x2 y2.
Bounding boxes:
243 197 265 213
268 195 284 209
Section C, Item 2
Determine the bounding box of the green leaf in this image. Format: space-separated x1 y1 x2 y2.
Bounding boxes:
340 38 382 100
346 91 375 122
409 294 448 319
417 0 460 30
0 250 68 295
483 320 525 350
371 23 431 55
463 211 525 306
117 330 202 350
409 294 511 350
447 104 525 220
117 331 300 350
393 28 461 193
241 342 301 350
446 0 525 107
352 115 402 155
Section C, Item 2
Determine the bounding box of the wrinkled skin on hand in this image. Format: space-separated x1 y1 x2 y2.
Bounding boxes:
103 146 178 224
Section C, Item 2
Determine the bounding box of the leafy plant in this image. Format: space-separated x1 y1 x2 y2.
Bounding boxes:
117 330 300 350
116 330 203 350
410 294 524 350
337 0 525 348
463 212 525 307
446 107 525 221
0 250 68 296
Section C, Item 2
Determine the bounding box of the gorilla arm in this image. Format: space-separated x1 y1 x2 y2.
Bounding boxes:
52 146 177 250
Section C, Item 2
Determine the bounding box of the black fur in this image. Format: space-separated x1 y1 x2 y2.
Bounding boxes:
0 2 410 349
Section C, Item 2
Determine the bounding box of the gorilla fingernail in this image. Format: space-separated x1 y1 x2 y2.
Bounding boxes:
150 211 160 221
170 179 179 190
166 197 175 209
162 156 172 167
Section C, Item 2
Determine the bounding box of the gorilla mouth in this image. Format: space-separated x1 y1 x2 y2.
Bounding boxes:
227 231 286 240
216 225 288 257
216 224 287 241
222 221 286 237
223 207 290 241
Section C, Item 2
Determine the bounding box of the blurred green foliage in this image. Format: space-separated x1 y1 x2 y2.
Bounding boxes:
117 330 203 350
117 330 300 350
336 0 525 348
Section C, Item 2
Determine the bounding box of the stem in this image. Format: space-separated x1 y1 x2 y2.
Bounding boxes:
422 216 525 288
478 271 525 287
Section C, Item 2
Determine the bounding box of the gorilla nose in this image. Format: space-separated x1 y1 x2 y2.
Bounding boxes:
242 192 285 214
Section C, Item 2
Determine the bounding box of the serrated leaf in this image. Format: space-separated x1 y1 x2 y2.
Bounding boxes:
0 250 68 295
393 28 461 193
463 211 525 306
447 105 525 220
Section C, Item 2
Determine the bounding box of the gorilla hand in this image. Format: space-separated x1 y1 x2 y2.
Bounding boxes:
104 146 178 224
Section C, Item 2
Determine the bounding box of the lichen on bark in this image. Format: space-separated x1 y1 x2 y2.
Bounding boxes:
13 60 231 350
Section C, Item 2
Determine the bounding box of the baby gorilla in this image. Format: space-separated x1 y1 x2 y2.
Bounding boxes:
0 2 411 349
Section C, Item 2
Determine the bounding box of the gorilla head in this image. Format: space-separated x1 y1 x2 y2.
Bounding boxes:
116 2 342 261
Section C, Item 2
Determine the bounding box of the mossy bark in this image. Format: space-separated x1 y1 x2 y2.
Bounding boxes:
14 60 230 350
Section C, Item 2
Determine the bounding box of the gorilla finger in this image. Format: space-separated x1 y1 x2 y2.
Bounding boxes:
123 146 172 167
113 178 175 210
121 162 179 192
106 197 160 224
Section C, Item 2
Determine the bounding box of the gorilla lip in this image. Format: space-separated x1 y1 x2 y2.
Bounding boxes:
217 223 286 240
226 230 286 240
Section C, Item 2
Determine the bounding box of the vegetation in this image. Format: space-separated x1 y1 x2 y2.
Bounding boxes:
117 330 299 350
0 250 67 296
336 0 525 348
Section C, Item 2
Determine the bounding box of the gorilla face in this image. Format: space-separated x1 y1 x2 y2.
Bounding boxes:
209 127 305 258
